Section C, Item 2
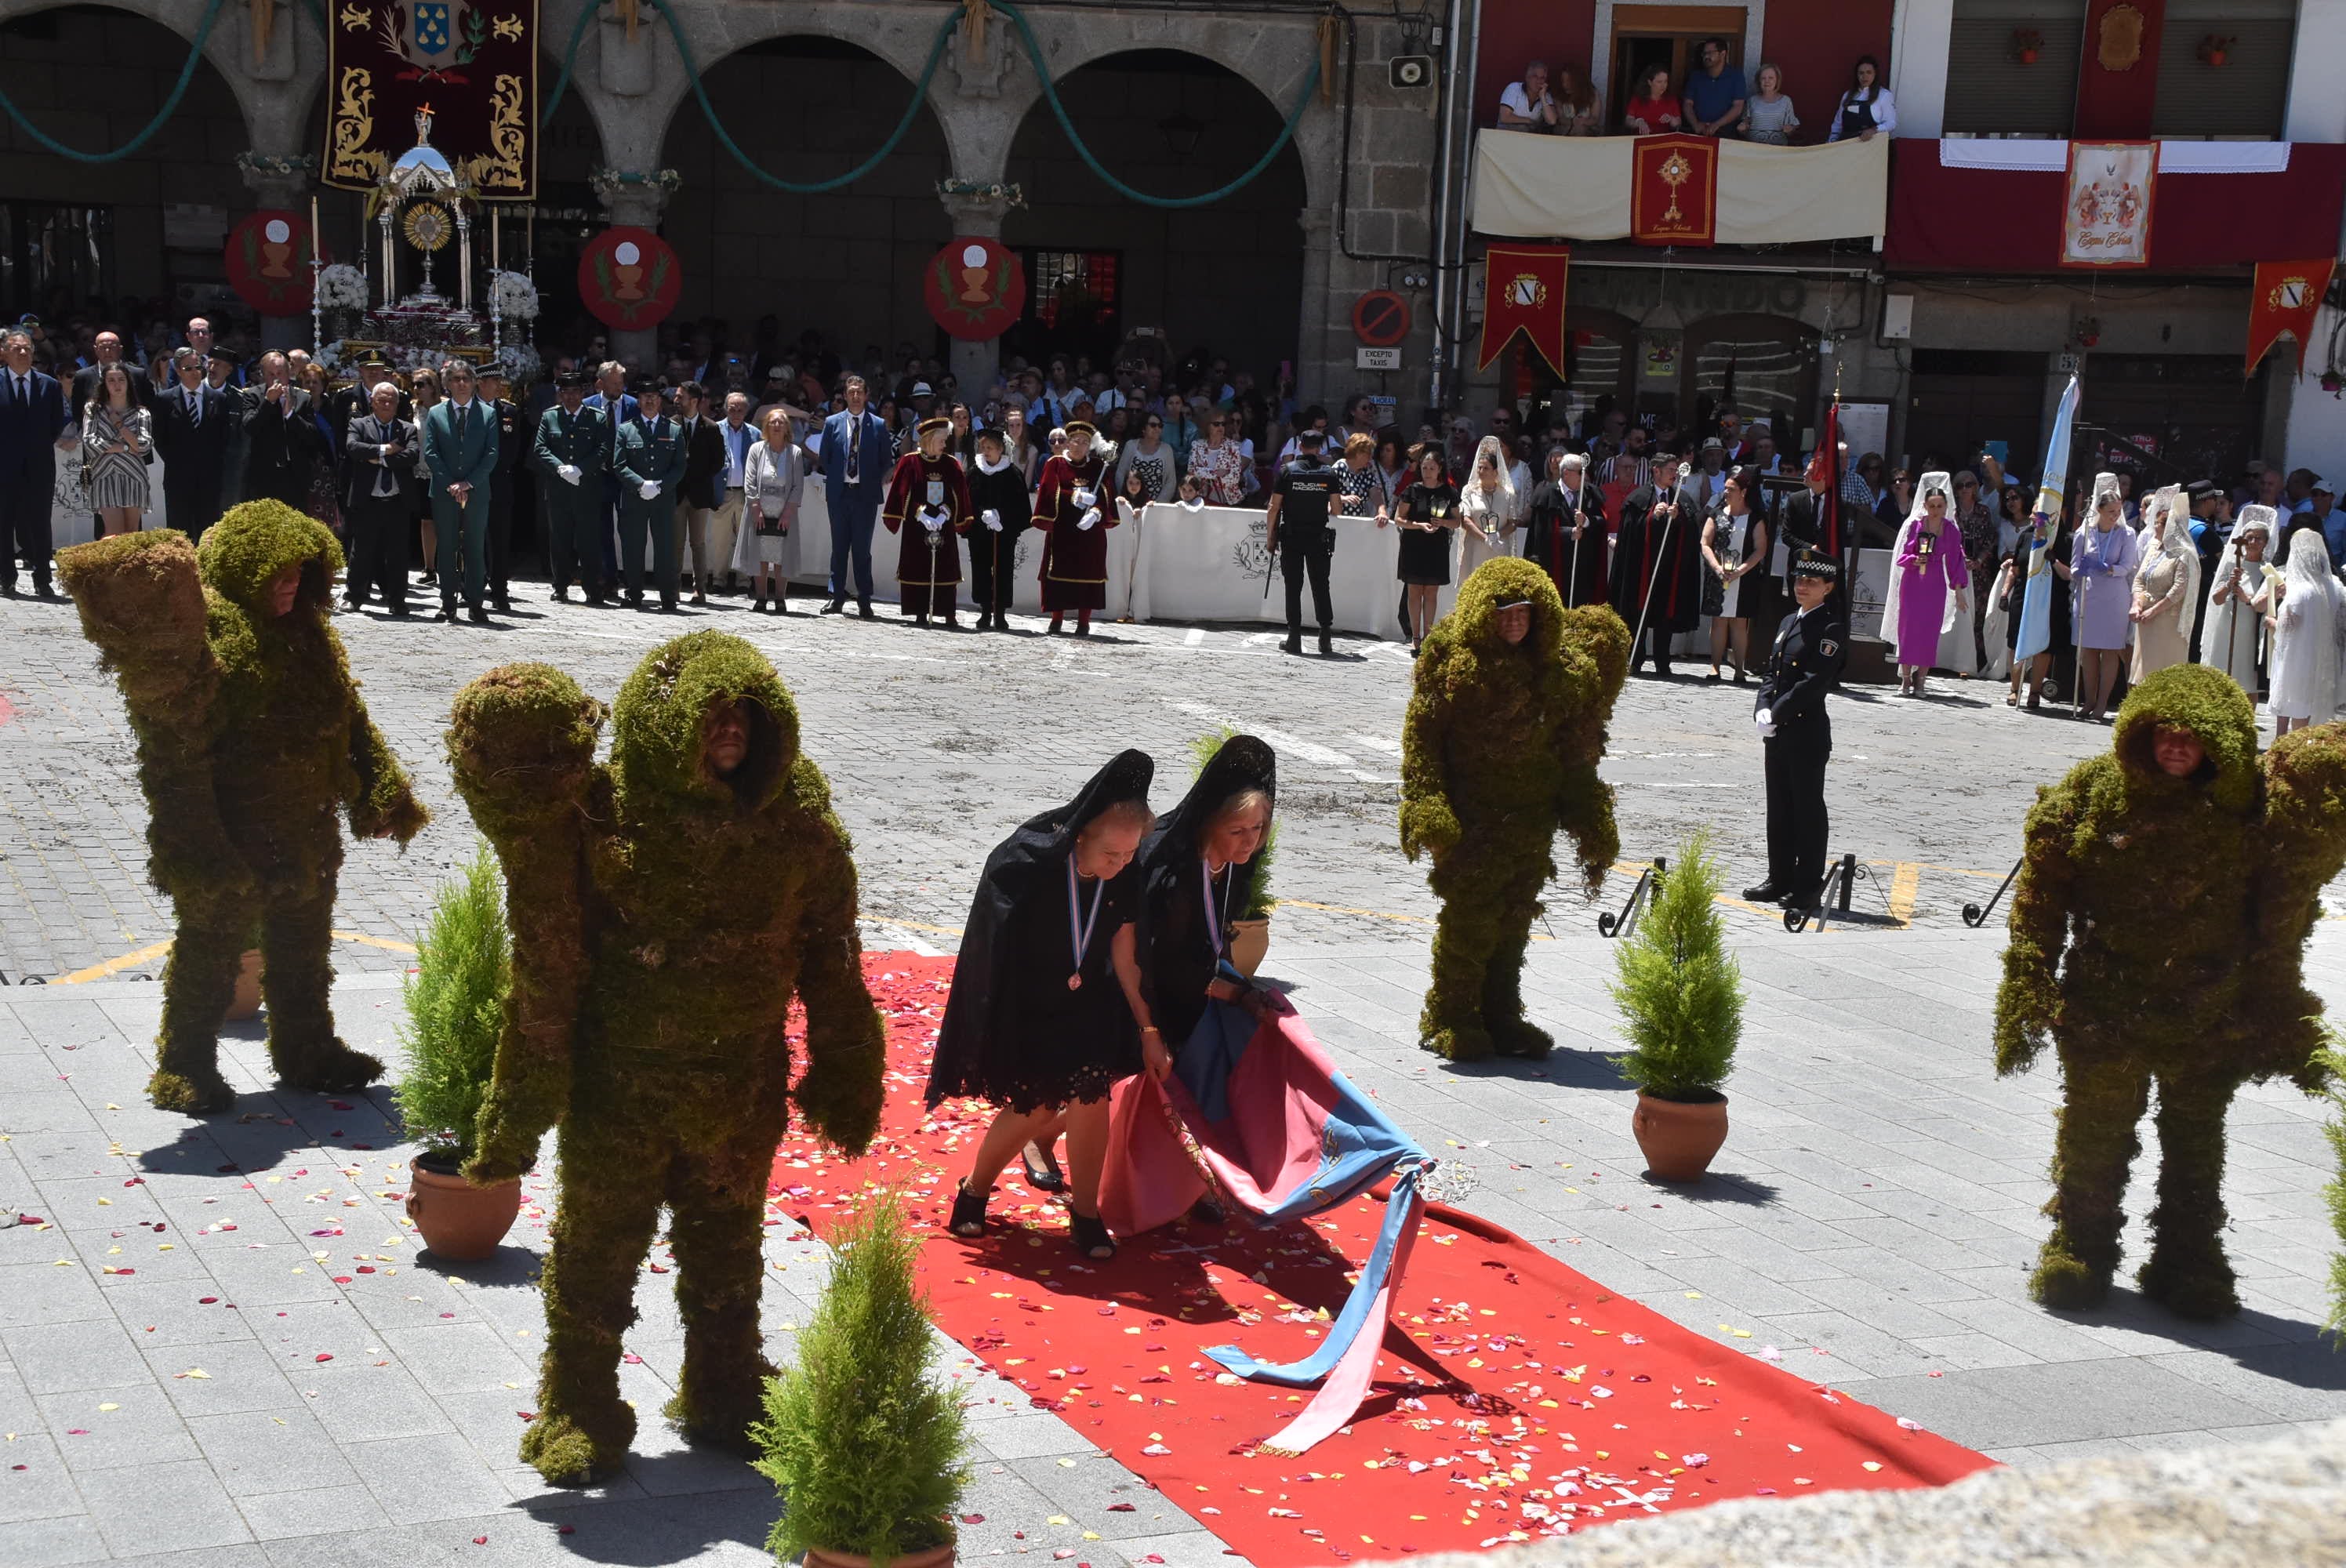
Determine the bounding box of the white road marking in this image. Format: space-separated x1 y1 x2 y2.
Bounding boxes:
1346 732 1404 757
1183 628 1206 647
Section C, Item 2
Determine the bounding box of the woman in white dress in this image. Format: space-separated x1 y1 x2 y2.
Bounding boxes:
2127 487 2199 682
1699 464 1769 683
2197 505 2276 699
2268 524 2344 736
732 406 803 613
1456 434 1516 580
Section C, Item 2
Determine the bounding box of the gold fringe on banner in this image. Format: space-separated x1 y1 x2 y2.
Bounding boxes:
252 0 272 67
1316 13 1336 107
964 0 987 64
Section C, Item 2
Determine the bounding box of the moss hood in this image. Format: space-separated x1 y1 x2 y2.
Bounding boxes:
610 631 798 815
1447 557 1566 663
195 500 345 618
2111 664 2259 814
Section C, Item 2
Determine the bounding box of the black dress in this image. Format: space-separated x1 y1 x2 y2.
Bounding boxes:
1397 481 1458 586
1138 735 1277 1049
928 750 1153 1112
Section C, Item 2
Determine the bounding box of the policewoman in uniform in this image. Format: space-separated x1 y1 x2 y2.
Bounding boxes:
1747 551 1848 909
1265 426 1343 655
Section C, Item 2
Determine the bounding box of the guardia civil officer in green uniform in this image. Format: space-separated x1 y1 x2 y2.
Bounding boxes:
612 378 687 610
1265 426 1344 655
533 368 608 604
1747 550 1847 909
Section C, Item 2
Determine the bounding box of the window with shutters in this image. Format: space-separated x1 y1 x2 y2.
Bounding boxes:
2151 0 2295 139
1944 0 2088 136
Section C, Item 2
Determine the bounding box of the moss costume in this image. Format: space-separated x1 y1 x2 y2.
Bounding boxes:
1995 666 2346 1319
445 631 886 1486
1400 558 1631 1062
56 509 427 1114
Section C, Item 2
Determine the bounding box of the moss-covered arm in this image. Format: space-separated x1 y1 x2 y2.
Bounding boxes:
1994 782 2078 1076
346 702 428 844
445 664 602 1185
1398 648 1461 862
787 764 887 1157
1556 766 1620 896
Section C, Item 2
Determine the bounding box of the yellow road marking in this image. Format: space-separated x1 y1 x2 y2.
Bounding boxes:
53 940 175 985
1886 862 1922 927
329 930 416 954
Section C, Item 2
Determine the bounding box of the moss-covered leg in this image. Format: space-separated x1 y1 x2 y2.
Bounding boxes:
659 1139 774 1454
2136 1070 2242 1320
2032 1051 2152 1309
1481 865 1552 1058
525 1124 667 1484
259 884 383 1092
151 890 256 1113
1421 843 1511 1062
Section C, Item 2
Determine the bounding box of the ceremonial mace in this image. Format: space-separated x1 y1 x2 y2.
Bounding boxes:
1629 485 1683 664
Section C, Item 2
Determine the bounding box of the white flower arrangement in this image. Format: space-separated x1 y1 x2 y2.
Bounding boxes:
489 269 539 320
316 263 369 310
314 343 343 374
499 343 543 385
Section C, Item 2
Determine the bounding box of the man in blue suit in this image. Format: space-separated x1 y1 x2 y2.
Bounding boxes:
581 359 636 598
423 359 500 624
819 373 892 618
0 326 72 598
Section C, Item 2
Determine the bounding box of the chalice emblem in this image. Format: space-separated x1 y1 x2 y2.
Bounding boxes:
1658 151 1693 226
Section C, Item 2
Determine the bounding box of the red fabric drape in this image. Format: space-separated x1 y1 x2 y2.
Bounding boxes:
2074 0 2166 140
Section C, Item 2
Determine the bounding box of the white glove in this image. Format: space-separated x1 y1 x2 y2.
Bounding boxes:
982 508 1003 532
557 463 582 486
1072 486 1097 509
918 506 947 533
1077 507 1100 532
638 480 660 501
1755 708 1776 739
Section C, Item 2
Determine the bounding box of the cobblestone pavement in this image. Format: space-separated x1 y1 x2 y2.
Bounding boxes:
3 589 2343 1566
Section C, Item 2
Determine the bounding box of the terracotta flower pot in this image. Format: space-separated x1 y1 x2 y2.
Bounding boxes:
1228 916 1271 978
2017 47 2039 63
223 949 263 1022
1630 1091 1729 1181
802 1543 954 1568
406 1153 521 1261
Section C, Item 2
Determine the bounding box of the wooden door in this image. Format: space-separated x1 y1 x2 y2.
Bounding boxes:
1606 5 1748 131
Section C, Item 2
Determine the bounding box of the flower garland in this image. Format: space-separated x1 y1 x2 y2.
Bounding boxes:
489 269 540 321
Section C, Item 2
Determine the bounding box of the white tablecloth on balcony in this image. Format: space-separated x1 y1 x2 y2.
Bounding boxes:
1470 131 1890 243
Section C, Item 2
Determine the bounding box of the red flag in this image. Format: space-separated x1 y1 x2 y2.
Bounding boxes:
1806 402 1843 556
2246 259 2336 378
1629 135 1720 247
1476 245 1571 376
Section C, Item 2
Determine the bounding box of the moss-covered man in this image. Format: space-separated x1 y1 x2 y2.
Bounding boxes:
1400 558 1631 1060
1995 666 2346 1318
445 631 886 1485
56 506 427 1113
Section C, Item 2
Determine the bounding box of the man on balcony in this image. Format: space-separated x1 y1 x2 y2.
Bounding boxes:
1683 38 1748 139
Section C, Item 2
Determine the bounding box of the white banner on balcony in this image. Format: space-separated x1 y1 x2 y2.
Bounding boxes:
1471 132 1890 243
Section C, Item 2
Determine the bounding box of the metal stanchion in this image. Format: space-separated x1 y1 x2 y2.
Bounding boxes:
1599 856 1666 938
1963 857 2025 928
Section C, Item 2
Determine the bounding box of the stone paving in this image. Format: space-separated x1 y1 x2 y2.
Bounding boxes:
2 586 2343 1567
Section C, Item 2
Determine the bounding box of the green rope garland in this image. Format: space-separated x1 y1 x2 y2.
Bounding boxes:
0 0 227 163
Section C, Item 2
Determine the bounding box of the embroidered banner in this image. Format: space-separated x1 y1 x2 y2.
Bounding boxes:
2061 142 2155 267
923 237 1027 341
578 227 681 330
223 210 322 317
2075 0 2164 140
1629 133 1720 246
2246 258 2337 378
1476 244 1570 376
322 0 539 198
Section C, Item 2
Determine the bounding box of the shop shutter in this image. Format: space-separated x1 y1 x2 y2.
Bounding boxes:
2151 2 2296 140
1943 0 2088 138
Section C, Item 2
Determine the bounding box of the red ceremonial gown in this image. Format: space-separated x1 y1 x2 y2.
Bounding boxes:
881 451 972 617
1033 451 1117 612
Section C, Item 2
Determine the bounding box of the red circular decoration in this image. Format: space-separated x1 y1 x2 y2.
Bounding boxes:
1352 289 1412 348
578 227 681 331
923 237 1027 341
224 210 323 318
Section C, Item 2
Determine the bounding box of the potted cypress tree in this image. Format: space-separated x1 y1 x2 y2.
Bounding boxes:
754 1189 970 1568
1607 830 1743 1181
394 844 522 1261
1191 726 1277 975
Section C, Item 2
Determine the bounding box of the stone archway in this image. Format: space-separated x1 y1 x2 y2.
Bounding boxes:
998 47 1311 405
0 2 261 321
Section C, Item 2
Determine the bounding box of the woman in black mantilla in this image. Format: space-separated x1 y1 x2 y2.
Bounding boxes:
930 750 1165 1259
1138 734 1279 1082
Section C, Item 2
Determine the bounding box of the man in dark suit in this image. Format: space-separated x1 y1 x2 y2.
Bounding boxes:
240 351 325 509
819 373 892 616
342 379 422 615
0 325 73 597
580 359 637 596
477 362 523 614
150 347 233 542
532 368 609 604
673 379 727 604
70 328 147 413
328 351 410 451
1607 452 1704 678
208 346 257 514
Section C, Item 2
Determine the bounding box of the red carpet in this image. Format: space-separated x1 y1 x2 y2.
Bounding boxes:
771 956 1991 1566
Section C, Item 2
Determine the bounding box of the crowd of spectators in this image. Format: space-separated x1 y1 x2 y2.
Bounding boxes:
1494 46 1895 143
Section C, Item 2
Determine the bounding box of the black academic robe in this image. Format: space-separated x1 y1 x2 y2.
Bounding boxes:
1610 480 1704 633
928 750 1154 1113
1137 735 1276 1049
1524 480 1608 608
965 456 1033 610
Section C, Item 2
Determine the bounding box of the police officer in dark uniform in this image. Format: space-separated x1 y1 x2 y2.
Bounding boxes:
532 368 609 604
1746 550 1848 909
476 361 522 614
1265 427 1343 655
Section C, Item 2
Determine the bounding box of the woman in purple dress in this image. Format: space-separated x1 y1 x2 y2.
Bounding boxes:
2070 472 2140 722
1888 471 1969 696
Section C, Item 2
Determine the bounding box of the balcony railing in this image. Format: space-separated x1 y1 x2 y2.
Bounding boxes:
1469 129 1890 248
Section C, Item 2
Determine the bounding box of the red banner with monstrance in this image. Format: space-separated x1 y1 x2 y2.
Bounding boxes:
1630 135 1720 247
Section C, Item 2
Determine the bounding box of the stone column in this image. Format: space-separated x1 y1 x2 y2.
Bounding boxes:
938 185 1025 396
590 168 677 368
238 152 318 352
1295 206 1336 408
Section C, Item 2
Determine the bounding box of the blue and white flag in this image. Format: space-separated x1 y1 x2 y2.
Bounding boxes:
2014 374 2081 666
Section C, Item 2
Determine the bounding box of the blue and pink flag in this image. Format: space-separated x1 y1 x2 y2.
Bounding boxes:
2014 374 2081 666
